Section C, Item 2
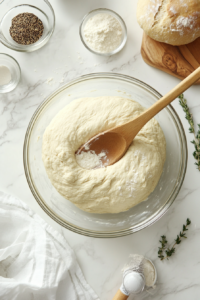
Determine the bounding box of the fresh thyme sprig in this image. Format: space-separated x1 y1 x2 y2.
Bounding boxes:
158 235 167 260
158 218 191 261
178 94 200 171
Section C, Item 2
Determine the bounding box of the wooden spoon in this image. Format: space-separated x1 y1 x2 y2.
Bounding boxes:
77 67 200 167
112 290 128 300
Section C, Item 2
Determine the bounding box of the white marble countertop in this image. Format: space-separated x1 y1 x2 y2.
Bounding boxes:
0 0 200 299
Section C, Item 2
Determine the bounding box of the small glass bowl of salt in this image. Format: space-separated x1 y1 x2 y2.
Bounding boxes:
80 8 127 56
0 53 21 93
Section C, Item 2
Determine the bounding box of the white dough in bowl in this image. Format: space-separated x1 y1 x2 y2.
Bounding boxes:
42 96 166 214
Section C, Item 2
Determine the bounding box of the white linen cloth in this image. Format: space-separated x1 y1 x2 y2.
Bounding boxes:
0 192 99 300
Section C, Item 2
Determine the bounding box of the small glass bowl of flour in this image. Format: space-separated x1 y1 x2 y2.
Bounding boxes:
80 8 127 56
0 53 21 93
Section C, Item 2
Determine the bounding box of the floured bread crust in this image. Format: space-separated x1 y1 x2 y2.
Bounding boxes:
137 0 200 45
42 97 166 214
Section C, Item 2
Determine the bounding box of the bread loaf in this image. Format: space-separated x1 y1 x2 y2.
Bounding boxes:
137 0 200 45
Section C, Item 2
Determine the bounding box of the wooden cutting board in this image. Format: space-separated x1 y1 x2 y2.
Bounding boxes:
141 32 200 84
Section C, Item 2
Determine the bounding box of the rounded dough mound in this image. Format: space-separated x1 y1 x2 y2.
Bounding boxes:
42 97 166 214
137 0 200 46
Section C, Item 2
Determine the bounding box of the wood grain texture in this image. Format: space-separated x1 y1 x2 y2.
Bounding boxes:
112 290 129 300
141 33 200 84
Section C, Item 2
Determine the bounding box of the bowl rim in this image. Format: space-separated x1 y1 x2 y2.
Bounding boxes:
0 0 55 52
79 8 127 56
23 72 188 238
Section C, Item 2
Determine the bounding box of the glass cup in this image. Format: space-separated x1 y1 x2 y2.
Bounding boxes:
0 53 21 93
0 0 55 52
80 8 127 56
24 73 187 238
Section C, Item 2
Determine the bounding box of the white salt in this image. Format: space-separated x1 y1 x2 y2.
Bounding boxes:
0 66 11 86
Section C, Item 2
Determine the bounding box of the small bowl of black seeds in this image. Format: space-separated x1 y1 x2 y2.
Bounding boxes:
0 0 55 52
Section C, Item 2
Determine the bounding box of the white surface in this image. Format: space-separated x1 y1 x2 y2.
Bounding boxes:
0 0 200 299
0 192 98 300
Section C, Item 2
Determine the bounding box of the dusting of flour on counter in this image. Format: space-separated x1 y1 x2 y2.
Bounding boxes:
76 150 109 169
83 13 123 53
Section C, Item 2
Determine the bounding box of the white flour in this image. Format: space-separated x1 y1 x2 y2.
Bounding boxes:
83 13 123 53
143 259 155 287
76 150 109 169
0 65 11 86
176 16 194 28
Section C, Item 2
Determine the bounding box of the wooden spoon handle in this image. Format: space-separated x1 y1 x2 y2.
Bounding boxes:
114 66 200 143
112 289 129 300
134 66 200 130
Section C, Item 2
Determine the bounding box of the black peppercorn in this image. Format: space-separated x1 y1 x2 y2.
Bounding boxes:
10 13 44 45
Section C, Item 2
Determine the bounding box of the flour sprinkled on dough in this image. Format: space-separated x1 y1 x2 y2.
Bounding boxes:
76 150 109 169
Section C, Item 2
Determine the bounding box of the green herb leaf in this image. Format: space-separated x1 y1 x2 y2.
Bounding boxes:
179 94 200 171
158 218 191 261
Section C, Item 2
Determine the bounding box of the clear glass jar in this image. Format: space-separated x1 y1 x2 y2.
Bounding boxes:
80 8 127 56
0 53 21 93
0 0 55 52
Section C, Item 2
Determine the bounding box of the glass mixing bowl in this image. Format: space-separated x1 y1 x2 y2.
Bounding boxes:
0 0 55 52
23 73 187 238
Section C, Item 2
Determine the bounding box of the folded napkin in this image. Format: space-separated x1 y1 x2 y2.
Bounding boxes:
0 192 99 300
